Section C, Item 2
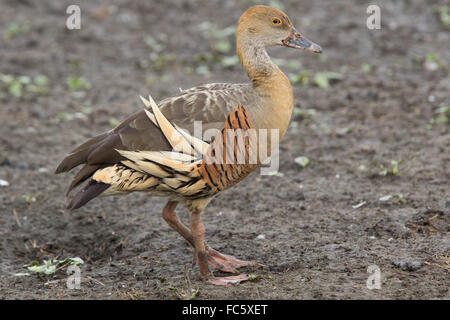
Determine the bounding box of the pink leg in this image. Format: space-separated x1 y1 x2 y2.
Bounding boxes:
163 201 263 274
162 201 194 246
190 210 263 286
163 201 263 285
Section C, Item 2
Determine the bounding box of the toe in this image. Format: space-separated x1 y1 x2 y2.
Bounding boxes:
205 274 249 286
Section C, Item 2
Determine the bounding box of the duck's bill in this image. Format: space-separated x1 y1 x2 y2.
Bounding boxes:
282 28 322 53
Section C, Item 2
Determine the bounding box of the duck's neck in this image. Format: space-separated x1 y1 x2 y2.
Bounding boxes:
237 40 278 84
237 37 294 138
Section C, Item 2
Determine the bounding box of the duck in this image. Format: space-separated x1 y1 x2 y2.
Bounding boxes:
55 5 322 286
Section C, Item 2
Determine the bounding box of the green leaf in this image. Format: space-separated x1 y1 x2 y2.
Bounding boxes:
214 40 231 53
295 156 310 168
34 75 49 86
248 274 261 281
361 63 372 73
67 76 91 91
8 81 22 97
265 171 284 177
221 56 240 68
289 71 309 86
69 257 84 265
144 36 163 52
379 195 393 202
108 117 120 128
18 76 31 84
391 160 399 175
437 6 450 28
0 74 14 83
56 112 74 121
352 201 367 209
313 72 342 89
189 288 200 300
285 60 302 71
195 65 211 76
426 53 438 63
27 260 57 275
60 257 84 265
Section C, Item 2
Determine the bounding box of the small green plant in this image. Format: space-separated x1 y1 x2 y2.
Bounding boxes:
352 201 367 209
431 106 449 125
189 288 200 299
221 55 240 69
273 58 296 70
295 156 310 168
66 76 91 91
195 65 211 76
26 257 83 275
426 53 438 63
379 194 406 205
196 22 236 68
149 52 176 71
435 5 450 28
108 117 120 128
247 274 262 282
313 72 342 89
269 0 284 10
144 36 164 52
293 107 316 121
23 192 42 203
3 22 30 40
55 112 75 122
379 160 402 176
289 70 310 86
214 40 232 53
0 74 49 99
424 53 439 71
361 63 372 73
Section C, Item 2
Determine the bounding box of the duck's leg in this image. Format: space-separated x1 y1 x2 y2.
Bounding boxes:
162 200 261 274
187 199 250 286
162 201 194 246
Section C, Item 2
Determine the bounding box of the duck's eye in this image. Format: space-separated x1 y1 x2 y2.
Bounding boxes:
271 18 282 25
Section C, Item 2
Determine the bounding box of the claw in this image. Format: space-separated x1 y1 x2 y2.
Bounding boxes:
205 274 250 286
192 245 265 274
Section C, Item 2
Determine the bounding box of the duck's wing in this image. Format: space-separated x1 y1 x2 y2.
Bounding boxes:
65 95 255 210
55 83 252 194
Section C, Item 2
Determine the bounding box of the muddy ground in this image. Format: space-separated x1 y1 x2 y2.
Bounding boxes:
0 0 449 299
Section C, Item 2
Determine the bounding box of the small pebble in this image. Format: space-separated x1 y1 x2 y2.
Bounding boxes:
256 234 265 240
392 260 422 271
0 179 9 187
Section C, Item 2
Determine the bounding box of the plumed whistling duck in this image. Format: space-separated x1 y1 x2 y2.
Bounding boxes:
55 5 322 286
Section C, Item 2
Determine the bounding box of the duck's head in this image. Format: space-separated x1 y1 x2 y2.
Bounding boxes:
237 5 322 53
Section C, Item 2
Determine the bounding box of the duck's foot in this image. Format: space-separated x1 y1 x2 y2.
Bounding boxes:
205 274 249 286
199 246 265 274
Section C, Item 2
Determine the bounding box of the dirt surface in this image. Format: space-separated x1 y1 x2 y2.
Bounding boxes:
0 0 449 299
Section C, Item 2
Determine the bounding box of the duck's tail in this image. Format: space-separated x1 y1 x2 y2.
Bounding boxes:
66 180 110 210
